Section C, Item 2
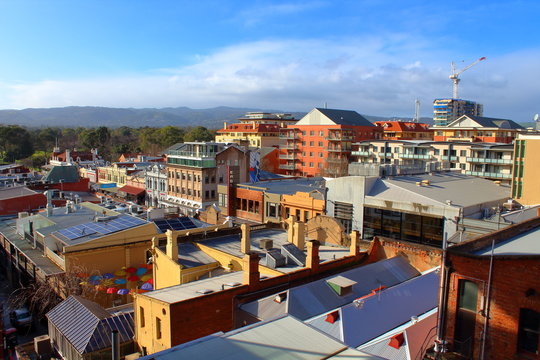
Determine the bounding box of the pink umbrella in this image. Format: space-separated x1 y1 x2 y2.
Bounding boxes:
106 287 118 294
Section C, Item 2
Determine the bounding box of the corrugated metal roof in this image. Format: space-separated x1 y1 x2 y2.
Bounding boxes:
359 336 408 360
138 316 379 360
309 269 439 348
241 256 420 321
46 295 134 354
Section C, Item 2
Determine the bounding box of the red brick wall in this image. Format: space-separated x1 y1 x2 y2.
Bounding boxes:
0 193 47 216
235 188 264 222
372 237 442 272
444 254 540 359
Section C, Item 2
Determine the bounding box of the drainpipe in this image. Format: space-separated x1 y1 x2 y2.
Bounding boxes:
435 231 449 354
480 240 495 360
111 330 119 360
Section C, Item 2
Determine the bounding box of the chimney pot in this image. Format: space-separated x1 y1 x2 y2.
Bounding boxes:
165 230 178 260
241 224 251 254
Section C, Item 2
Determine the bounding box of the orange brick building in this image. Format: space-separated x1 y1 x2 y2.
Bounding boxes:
279 108 382 177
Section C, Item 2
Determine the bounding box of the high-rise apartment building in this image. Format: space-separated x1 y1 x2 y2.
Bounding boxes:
433 99 483 127
279 108 381 177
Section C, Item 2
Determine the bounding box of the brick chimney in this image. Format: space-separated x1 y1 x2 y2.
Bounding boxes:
241 224 251 254
293 221 305 250
243 252 260 288
165 230 178 260
350 230 360 257
286 216 295 244
306 240 320 272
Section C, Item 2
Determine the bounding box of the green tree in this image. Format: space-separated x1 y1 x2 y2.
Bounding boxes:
0 125 34 162
159 126 184 147
183 126 214 142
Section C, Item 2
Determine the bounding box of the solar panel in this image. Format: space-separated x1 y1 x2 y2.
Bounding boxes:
53 215 147 242
153 217 198 233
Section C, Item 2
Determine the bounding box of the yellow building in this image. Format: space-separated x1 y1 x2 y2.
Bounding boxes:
97 164 128 187
281 190 325 222
512 133 540 205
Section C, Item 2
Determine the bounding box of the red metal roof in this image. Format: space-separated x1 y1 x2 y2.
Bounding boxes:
118 185 145 196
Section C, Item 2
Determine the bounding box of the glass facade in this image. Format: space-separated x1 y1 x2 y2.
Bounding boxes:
363 206 444 246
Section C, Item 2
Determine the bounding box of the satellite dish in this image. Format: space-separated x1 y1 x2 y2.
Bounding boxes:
534 113 539 122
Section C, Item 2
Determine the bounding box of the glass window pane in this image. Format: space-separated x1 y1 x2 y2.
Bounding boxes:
458 280 478 312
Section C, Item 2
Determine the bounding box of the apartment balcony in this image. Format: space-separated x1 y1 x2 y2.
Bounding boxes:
279 133 300 140
327 148 351 152
399 153 431 160
279 154 297 160
464 171 512 179
377 152 393 158
351 151 372 157
326 158 349 164
325 136 354 141
466 157 513 165
441 156 458 161
279 164 297 170
281 144 300 150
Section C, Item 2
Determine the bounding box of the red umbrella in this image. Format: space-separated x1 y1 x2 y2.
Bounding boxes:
127 275 139 282
106 287 118 294
146 278 154 285
126 267 137 273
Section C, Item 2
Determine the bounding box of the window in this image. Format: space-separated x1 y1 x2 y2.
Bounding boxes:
319 152 323 157
434 149 440 155
218 193 228 207
319 131 324 136
310 141 314 146
460 164 466 170
309 152 314 157
205 190 209 199
310 130 315 136
460 150 467 156
304 211 309 221
302 141 306 146
318 141 323 146
139 307 145 327
309 162 314 167
295 209 301 221
267 203 277 217
302 131 306 135
205 176 209 184
518 308 540 354
156 317 162 339
211 190 215 198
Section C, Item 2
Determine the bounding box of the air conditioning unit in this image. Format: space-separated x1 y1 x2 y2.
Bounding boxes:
259 239 273 250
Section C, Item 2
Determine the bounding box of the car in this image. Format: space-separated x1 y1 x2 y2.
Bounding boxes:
9 308 32 328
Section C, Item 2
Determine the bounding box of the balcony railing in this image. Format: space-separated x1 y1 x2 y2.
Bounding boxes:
351 151 372 156
326 158 349 163
465 171 512 179
281 144 299 150
325 136 353 141
279 164 297 170
327 148 351 152
466 157 513 165
377 152 393 157
399 153 431 159
441 156 458 161
278 154 297 160
279 134 300 139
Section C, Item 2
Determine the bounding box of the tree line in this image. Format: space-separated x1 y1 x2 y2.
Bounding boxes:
0 125 216 168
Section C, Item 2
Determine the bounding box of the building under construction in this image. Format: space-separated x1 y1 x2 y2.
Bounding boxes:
433 98 483 127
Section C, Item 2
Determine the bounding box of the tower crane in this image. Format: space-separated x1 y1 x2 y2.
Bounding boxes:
449 57 486 99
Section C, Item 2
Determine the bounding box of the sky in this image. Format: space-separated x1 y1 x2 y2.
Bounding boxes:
0 0 538 121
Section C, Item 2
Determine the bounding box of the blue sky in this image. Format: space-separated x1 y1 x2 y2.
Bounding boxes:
0 0 538 121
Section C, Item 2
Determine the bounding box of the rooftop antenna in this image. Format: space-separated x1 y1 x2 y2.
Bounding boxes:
449 57 486 99
324 102 328 109
414 99 420 123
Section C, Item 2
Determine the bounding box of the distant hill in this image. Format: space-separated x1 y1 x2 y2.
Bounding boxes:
0 106 434 129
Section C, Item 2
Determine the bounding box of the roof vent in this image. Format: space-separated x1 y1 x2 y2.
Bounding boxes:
446 200 453 206
196 289 214 295
389 333 405 349
326 276 357 296
274 292 287 303
225 282 241 288
325 310 340 324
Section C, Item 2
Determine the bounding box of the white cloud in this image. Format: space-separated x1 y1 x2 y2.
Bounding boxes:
2 37 539 122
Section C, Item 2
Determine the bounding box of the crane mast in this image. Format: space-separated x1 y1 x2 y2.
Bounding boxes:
449 57 486 99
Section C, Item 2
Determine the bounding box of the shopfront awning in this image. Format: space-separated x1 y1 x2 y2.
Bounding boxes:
118 185 145 196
